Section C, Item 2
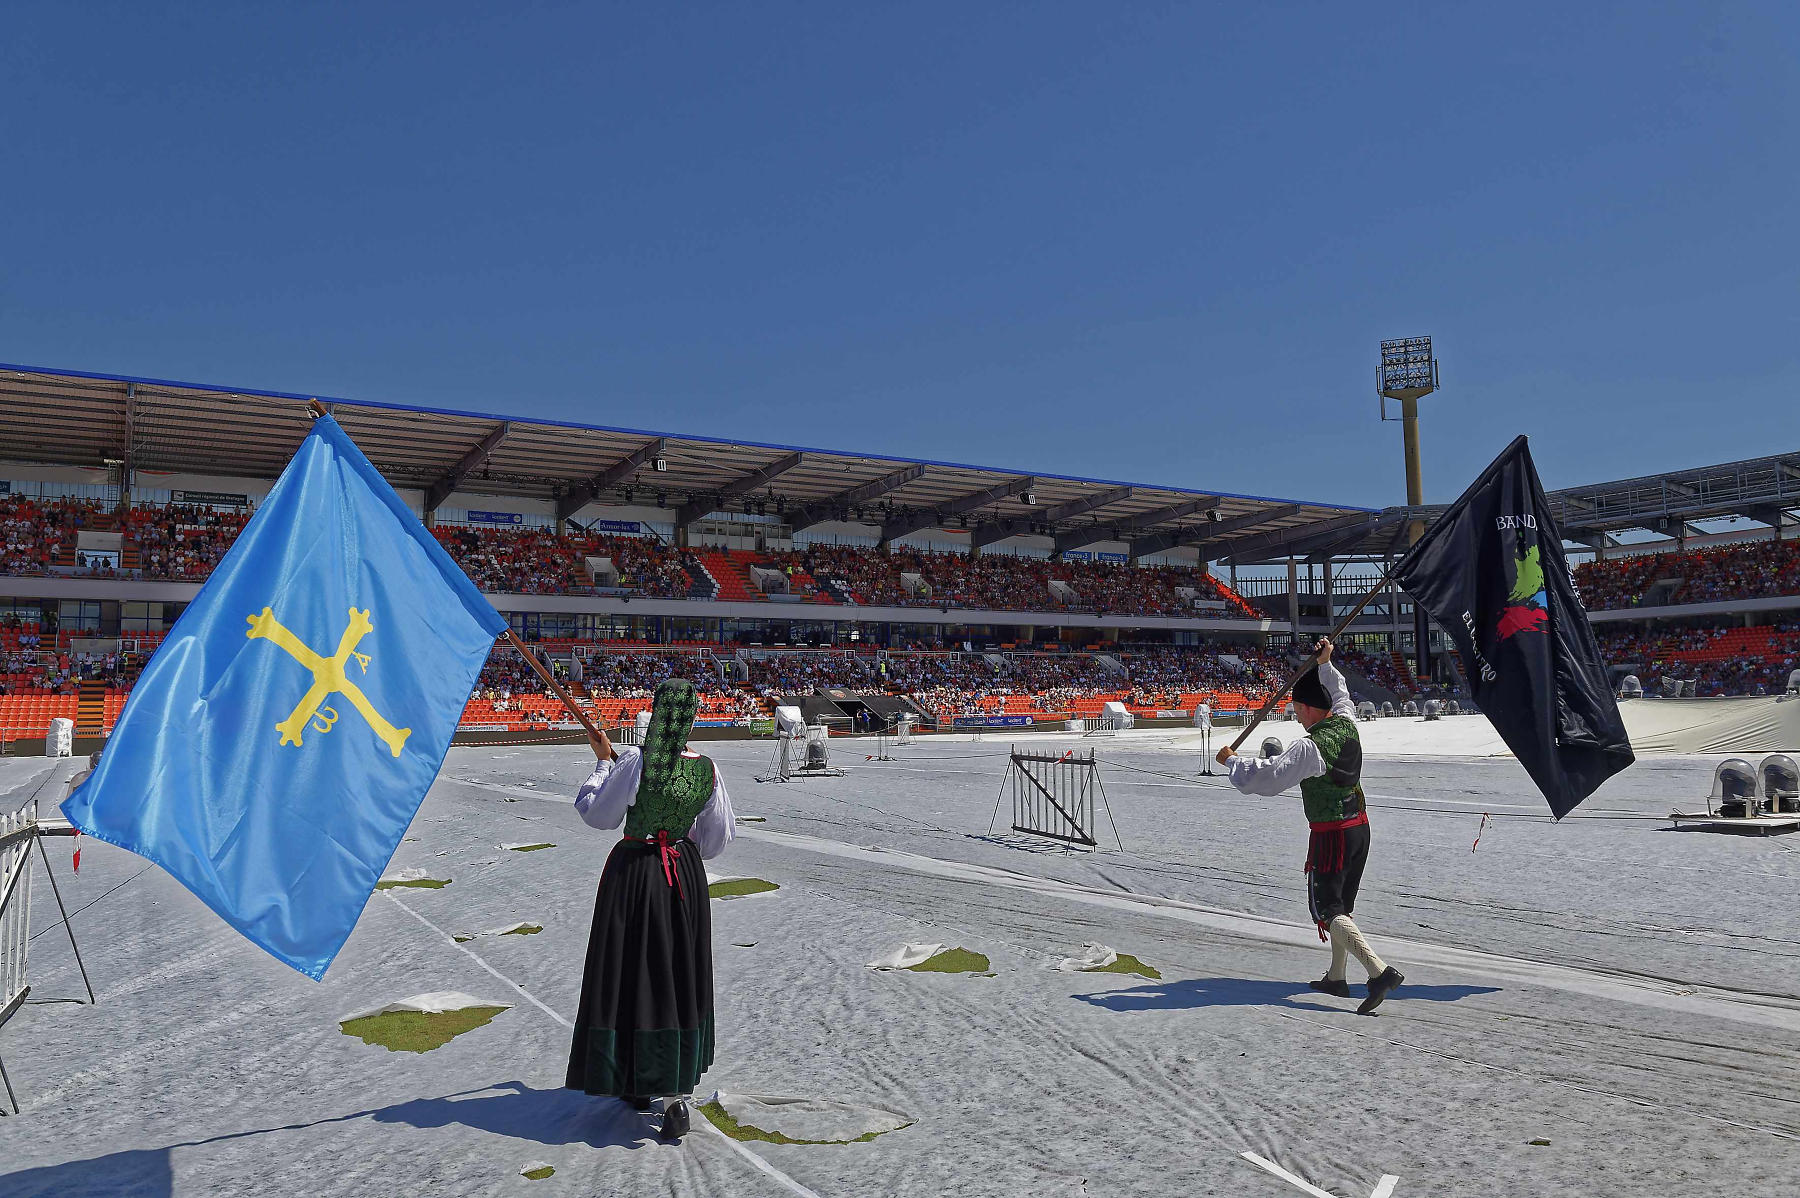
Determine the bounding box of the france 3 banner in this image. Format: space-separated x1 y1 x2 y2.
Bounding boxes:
1391 436 1633 818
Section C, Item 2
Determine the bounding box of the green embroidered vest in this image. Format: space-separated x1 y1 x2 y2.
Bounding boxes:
1300 714 1365 824
624 751 716 840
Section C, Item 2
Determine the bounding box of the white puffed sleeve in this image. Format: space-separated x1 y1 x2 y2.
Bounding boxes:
574 745 643 830
688 769 736 860
1226 738 1327 797
1320 660 1357 719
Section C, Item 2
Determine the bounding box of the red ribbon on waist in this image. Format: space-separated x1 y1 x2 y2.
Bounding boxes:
1307 813 1369 834
1303 811 1368 876
629 831 686 900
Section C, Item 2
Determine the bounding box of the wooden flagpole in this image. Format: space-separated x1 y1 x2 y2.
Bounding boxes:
1225 562 1404 755
501 630 614 756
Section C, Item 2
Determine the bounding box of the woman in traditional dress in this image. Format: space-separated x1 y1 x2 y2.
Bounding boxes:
566 677 735 1140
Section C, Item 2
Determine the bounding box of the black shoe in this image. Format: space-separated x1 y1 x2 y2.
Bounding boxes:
624 1095 651 1112
1358 967 1404 1015
1308 976 1350 998
660 1099 691 1141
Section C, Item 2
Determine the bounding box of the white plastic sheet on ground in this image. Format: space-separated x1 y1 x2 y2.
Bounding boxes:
1054 942 1119 972
452 921 539 942
340 992 512 1024
380 867 437 884
1618 695 1800 755
866 942 944 970
713 1091 913 1143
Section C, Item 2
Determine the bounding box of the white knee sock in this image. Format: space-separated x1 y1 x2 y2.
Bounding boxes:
1328 915 1386 978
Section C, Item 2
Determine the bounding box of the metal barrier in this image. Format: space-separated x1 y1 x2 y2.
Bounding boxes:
0 797 93 1115
988 747 1119 849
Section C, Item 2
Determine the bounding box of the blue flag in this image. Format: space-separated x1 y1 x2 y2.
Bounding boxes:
63 414 507 979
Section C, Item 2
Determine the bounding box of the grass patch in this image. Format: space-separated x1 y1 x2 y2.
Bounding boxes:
736 816 767 823
375 877 449 890
508 843 555 853
709 878 780 900
699 1101 907 1146
522 1166 555 1180
339 1006 506 1053
1090 952 1161 980
907 947 990 974
1528 1139 1552 1147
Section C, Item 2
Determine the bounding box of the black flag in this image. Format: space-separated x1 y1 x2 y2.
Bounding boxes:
1392 436 1633 817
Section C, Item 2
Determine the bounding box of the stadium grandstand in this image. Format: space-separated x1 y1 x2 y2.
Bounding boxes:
0 362 1796 747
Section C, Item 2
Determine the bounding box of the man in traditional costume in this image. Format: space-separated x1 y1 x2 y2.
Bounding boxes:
1216 638 1404 1014
567 678 736 1139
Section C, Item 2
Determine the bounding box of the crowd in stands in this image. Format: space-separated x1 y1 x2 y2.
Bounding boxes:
1593 623 1800 697
596 535 695 598
126 504 251 580
785 545 1257 618
0 648 135 694
1335 645 1416 698
0 499 1270 619
0 496 98 576
1575 539 1800 610
435 526 591 594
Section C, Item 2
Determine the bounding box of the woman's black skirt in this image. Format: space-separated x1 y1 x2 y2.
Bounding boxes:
565 836 714 1098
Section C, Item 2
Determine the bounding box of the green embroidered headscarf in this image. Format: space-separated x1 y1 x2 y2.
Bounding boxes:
639 677 700 796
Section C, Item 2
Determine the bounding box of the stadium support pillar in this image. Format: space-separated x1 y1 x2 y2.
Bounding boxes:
1228 561 1237 593
1322 557 1333 627
1286 558 1300 641
1387 565 1401 654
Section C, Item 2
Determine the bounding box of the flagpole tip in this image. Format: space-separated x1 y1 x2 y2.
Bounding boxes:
307 399 330 419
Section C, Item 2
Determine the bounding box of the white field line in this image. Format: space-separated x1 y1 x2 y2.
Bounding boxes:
734 825 1800 1034
1239 1152 1335 1198
382 891 571 1029
383 890 826 1198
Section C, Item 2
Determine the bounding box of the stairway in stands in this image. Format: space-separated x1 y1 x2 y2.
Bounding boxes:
1389 650 1420 693
76 680 107 738
683 558 721 600
696 551 764 602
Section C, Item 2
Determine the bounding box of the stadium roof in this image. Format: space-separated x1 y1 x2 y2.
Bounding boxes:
1318 449 1800 563
0 362 1371 560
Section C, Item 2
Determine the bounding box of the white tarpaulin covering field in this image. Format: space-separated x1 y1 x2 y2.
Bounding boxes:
4 721 1800 1197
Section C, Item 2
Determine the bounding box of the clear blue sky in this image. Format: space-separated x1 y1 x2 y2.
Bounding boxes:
4 3 1795 509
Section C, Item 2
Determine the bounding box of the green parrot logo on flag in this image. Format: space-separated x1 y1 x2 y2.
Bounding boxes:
1498 536 1549 640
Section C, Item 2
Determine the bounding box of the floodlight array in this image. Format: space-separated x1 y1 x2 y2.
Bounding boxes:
1379 336 1435 393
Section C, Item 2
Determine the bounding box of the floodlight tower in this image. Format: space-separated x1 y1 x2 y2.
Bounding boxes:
1379 336 1439 681
1378 336 1439 544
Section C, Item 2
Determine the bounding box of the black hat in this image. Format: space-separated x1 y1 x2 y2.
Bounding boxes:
1291 667 1330 711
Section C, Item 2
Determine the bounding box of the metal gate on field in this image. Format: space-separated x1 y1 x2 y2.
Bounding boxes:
1 797 95 1115
988 747 1120 850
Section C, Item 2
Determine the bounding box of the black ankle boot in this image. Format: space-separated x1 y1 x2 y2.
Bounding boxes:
1358 966 1404 1015
660 1098 691 1141
1308 976 1350 998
